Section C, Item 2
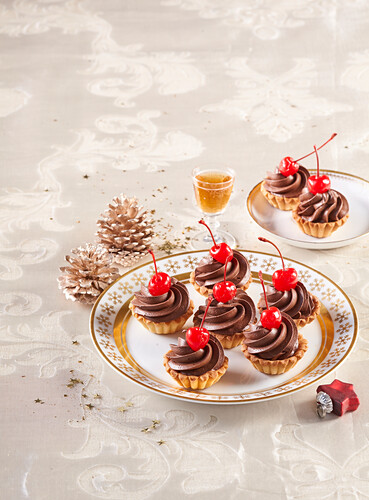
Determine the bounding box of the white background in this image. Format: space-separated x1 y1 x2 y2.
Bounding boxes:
1 0 369 498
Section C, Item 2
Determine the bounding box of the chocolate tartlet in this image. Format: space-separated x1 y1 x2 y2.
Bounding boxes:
163 334 228 389
258 282 320 328
261 165 310 211
241 312 308 375
292 188 349 238
129 278 194 334
193 290 256 348
190 250 252 297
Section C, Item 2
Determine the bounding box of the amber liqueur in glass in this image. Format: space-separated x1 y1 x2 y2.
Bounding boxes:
193 170 234 214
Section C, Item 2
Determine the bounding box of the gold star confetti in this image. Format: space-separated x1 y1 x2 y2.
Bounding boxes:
93 394 102 399
67 378 83 388
157 240 178 255
117 401 133 413
151 420 160 428
141 427 150 433
157 440 166 446
72 340 80 345
81 394 88 399
85 403 94 410
34 398 44 404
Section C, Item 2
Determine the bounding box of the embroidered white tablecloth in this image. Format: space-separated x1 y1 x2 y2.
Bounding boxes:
1 1 369 498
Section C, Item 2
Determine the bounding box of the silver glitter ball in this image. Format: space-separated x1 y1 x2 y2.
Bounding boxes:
316 391 333 418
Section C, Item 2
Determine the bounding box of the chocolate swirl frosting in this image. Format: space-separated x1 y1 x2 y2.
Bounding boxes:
296 188 349 223
194 250 251 289
194 290 256 336
258 282 315 320
131 278 190 323
243 312 298 360
263 165 310 198
166 335 225 376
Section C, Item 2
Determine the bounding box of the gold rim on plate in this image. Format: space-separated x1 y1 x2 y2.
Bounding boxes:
90 250 358 404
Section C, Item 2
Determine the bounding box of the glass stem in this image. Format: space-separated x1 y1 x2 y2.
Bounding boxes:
203 214 222 243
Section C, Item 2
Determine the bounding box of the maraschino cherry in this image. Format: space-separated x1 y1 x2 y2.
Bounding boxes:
212 255 237 303
307 144 331 194
148 250 171 296
279 133 337 177
259 271 282 330
186 298 211 351
258 237 298 292
199 219 233 264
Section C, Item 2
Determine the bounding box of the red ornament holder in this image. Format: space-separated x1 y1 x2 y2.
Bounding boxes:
316 379 360 417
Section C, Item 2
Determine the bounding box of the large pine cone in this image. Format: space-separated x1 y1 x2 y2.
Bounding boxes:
96 194 154 267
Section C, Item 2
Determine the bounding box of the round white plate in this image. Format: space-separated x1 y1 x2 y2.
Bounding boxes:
90 251 357 404
247 170 369 249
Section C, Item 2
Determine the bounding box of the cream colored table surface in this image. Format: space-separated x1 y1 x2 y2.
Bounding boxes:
1 1 369 499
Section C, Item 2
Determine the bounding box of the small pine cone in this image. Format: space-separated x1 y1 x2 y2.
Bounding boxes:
96 194 154 267
58 244 120 304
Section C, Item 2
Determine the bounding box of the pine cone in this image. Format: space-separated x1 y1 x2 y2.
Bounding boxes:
58 244 120 304
96 194 154 267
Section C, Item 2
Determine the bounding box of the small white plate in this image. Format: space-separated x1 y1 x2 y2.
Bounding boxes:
90 250 358 405
247 170 369 249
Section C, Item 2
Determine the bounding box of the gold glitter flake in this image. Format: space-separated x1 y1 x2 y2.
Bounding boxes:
67 378 83 388
157 240 180 255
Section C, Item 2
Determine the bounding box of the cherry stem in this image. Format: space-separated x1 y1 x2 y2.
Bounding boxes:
314 144 319 177
223 255 232 283
199 219 217 246
258 271 269 311
200 297 212 329
295 133 337 163
148 250 158 277
258 237 285 271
